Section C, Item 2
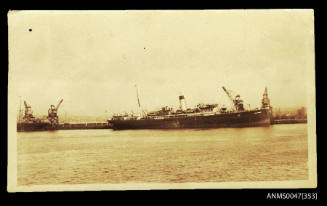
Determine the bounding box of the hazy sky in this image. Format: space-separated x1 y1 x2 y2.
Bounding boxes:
8 10 315 116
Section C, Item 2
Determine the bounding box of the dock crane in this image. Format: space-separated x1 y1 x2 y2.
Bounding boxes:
23 101 35 122
47 99 63 127
222 86 244 111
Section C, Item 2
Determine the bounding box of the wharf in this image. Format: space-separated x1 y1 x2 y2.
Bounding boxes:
58 122 112 130
271 119 307 124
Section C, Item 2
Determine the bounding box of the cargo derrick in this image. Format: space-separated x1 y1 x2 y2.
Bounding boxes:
47 99 63 127
222 86 244 111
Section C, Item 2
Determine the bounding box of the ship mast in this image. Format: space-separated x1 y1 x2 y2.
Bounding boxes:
134 85 145 117
18 96 22 122
135 85 141 108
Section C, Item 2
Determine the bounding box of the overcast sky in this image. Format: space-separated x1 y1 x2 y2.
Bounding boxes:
8 10 314 116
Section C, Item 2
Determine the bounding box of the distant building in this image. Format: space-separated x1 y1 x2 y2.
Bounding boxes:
272 107 306 120
296 107 307 119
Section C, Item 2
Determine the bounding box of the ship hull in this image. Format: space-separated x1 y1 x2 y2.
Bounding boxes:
17 122 56 132
109 109 271 130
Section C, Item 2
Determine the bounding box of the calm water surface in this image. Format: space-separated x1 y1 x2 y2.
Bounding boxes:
17 124 308 185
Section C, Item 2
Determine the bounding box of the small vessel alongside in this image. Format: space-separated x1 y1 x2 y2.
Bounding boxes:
17 99 63 132
17 99 112 132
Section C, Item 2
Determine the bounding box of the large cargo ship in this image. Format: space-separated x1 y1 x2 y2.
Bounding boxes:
108 87 272 130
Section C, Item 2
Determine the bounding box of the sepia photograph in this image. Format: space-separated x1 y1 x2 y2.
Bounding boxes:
7 10 317 192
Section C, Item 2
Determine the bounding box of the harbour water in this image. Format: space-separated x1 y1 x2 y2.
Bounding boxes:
17 124 308 185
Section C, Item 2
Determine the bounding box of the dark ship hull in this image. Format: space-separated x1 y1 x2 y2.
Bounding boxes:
109 109 271 130
17 122 57 132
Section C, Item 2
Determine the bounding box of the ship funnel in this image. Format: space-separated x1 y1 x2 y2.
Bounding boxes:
179 95 187 111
